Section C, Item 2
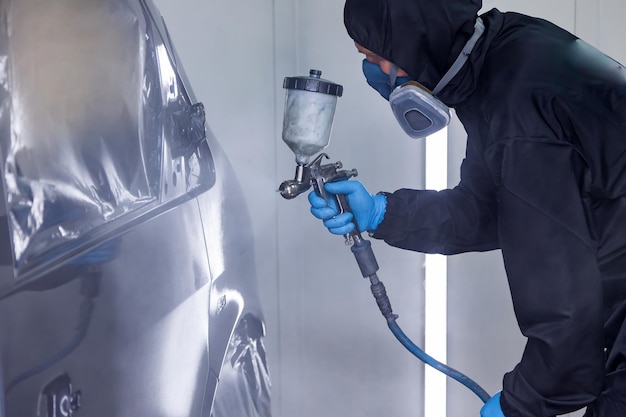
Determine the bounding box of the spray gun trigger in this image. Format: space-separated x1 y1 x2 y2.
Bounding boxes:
306 153 330 202
315 178 329 203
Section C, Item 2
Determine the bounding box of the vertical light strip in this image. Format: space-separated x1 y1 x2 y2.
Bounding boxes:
424 127 448 417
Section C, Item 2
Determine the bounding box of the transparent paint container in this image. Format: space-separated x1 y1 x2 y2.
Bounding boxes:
282 69 343 164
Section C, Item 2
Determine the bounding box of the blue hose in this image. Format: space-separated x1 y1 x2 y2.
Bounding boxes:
387 318 491 404
349 239 491 404
364 266 490 404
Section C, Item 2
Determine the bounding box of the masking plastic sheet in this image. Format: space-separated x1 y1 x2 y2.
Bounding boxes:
212 313 272 417
0 0 215 285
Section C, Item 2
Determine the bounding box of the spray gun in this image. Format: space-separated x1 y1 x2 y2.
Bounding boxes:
278 69 490 405
279 153 360 244
278 69 360 246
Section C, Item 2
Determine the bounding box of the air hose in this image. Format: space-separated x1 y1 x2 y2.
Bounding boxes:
278 154 490 403
350 238 491 404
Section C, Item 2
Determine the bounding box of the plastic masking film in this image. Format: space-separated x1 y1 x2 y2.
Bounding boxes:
0 0 215 285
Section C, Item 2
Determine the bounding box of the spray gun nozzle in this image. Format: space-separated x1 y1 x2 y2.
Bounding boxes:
277 180 310 199
278 163 311 199
278 153 359 201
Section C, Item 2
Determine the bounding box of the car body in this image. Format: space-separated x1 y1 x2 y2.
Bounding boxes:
0 0 270 415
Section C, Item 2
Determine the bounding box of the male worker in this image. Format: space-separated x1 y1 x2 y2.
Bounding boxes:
308 1 626 416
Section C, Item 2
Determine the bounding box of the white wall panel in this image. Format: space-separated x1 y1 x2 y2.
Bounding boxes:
275 1 427 416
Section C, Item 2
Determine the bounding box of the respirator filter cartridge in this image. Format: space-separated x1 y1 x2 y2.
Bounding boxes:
388 82 451 139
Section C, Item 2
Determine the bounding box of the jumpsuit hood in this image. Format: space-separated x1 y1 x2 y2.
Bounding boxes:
344 0 483 102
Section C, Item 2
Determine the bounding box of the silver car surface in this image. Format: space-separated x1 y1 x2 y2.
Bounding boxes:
0 0 270 415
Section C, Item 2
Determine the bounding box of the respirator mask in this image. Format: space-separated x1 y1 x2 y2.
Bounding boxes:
363 17 485 139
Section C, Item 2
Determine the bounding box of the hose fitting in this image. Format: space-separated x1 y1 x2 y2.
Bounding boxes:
370 280 398 322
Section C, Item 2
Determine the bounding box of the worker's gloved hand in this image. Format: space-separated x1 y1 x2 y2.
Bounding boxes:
480 392 505 417
308 180 386 235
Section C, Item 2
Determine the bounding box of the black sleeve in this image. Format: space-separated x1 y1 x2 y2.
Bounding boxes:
372 134 500 255
489 139 605 417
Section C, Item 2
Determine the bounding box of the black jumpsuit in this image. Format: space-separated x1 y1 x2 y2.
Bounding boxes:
344 1 626 416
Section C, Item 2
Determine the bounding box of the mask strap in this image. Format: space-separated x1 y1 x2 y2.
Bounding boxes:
432 17 485 95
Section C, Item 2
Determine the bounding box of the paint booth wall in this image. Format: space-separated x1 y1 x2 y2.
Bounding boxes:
152 1 626 416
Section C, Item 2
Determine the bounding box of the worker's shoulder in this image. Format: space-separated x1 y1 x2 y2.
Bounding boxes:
485 18 573 90
476 22 584 114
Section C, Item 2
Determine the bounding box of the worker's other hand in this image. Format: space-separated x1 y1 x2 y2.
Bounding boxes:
480 392 505 417
308 180 386 235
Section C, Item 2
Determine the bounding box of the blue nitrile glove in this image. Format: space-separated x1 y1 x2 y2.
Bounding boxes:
480 392 505 417
308 180 386 235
